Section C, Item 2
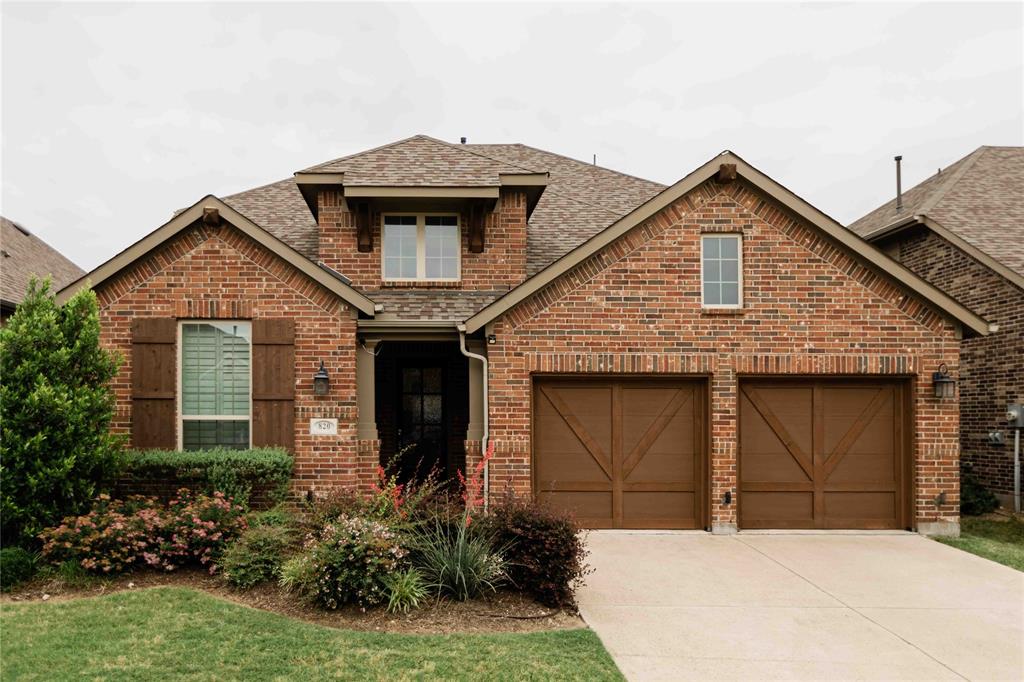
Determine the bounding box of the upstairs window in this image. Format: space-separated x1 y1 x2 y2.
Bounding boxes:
383 214 460 281
180 321 251 450
701 234 742 308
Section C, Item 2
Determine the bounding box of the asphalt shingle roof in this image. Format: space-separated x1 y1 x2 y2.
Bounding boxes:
219 136 668 320
849 146 1024 278
467 144 666 275
300 135 537 186
224 178 319 260
368 289 508 321
1 216 84 305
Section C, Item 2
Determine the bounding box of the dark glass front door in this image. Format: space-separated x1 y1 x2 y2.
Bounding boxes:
397 364 446 481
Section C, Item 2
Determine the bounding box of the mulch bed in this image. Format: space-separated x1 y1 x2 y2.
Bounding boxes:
1 568 583 634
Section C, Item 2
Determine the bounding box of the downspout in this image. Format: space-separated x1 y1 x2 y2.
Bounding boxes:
457 325 489 510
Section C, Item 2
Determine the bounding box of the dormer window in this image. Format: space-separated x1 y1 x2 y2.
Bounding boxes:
383 214 460 281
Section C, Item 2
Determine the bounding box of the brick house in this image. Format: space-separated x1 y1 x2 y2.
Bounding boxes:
58 135 991 535
850 146 1023 508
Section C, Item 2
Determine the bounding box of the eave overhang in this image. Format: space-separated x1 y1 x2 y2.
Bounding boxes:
55 195 377 316
293 172 549 220
465 151 991 338
861 215 1024 294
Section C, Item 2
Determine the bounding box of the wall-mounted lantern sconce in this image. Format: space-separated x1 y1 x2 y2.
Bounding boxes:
935 491 947 507
487 334 497 345
723 491 732 505
932 363 956 399
313 360 330 396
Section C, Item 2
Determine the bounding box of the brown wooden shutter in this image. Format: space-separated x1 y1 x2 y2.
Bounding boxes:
131 318 177 449
252 319 295 452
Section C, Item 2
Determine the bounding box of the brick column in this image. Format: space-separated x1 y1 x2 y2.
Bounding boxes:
710 356 738 533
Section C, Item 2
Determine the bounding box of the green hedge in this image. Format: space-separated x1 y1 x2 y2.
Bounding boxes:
121 448 293 506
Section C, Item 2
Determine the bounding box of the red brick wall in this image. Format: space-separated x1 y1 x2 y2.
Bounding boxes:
882 227 1023 498
95 221 375 496
317 189 528 291
483 179 962 530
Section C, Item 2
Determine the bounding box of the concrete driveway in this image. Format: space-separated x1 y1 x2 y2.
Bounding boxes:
577 532 1024 681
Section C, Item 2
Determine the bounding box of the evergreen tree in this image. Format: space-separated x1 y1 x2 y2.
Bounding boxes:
1 278 123 545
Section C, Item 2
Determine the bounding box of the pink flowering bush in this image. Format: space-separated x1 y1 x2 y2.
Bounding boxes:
280 514 407 609
163 489 247 571
39 495 162 573
39 489 246 575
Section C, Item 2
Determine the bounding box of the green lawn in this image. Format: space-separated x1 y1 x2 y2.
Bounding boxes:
0 587 622 681
937 516 1024 571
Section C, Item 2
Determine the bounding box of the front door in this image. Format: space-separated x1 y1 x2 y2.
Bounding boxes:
397 364 446 481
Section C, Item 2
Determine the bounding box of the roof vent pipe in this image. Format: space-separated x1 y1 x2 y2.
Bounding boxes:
895 155 903 212
460 137 467 144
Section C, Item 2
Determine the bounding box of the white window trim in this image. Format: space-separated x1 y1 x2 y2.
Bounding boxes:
700 233 744 309
381 213 461 282
177 320 253 450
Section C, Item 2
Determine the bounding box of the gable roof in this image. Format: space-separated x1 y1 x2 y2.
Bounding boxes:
464 151 991 337
849 146 1024 285
1 216 84 307
55 196 376 315
219 138 664 279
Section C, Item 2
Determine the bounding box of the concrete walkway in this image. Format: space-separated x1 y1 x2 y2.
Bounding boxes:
577 532 1024 681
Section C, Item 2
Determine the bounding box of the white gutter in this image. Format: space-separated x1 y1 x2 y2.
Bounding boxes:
457 324 489 510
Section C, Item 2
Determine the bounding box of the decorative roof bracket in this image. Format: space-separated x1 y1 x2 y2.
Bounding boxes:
352 200 373 252
468 199 489 253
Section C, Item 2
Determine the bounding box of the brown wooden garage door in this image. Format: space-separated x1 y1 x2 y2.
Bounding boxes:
739 379 911 530
533 378 705 529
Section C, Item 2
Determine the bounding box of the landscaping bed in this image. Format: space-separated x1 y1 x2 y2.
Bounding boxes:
1 567 581 635
2 446 592 634
1 587 621 681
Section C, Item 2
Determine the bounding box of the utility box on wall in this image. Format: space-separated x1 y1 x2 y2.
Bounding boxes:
1007 404 1024 429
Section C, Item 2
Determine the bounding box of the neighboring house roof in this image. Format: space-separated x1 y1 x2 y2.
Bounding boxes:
464 151 991 337
1 216 84 308
55 197 376 315
849 146 1024 285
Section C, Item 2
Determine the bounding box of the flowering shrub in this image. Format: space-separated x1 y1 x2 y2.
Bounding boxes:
38 490 246 575
163 490 247 570
456 442 494 528
39 495 165 573
306 463 441 533
281 515 407 609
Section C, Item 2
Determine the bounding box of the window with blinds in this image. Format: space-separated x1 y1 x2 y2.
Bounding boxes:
180 321 251 450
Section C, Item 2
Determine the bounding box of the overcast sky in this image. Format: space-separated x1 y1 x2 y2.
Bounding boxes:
2 1 1021 271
